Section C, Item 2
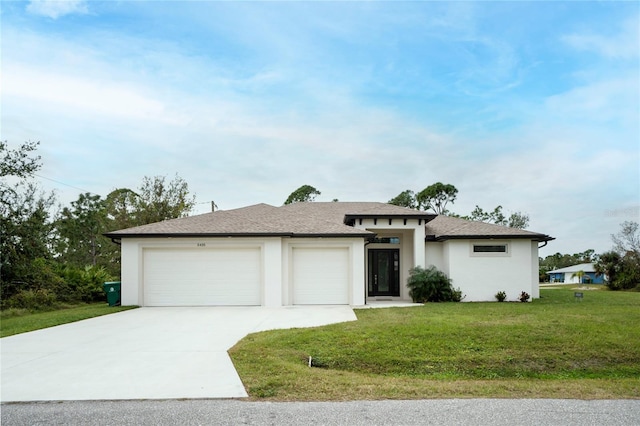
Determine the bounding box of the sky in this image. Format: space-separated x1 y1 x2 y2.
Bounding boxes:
1 0 639 257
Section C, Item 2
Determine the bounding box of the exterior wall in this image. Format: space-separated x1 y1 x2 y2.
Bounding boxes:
563 271 603 284
549 271 603 284
588 273 604 284
531 241 540 299
120 239 140 306
549 272 564 283
425 242 445 271
444 239 536 302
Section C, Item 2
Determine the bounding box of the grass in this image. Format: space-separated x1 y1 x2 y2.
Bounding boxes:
0 303 137 338
229 288 640 400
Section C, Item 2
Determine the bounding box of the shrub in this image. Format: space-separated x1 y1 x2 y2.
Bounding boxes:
6 289 58 311
1 260 115 310
1 258 67 309
56 265 113 303
518 291 530 303
406 266 462 303
451 287 465 302
495 291 507 302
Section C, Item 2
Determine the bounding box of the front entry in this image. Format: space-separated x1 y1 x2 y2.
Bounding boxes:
368 249 400 297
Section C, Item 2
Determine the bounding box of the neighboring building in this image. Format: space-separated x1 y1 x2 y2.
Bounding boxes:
547 263 603 284
105 202 554 306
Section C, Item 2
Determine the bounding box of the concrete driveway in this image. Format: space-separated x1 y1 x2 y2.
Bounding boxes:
0 306 356 402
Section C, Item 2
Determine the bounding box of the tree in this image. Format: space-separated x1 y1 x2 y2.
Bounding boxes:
571 270 586 284
1 183 56 279
594 251 622 288
284 185 321 205
507 211 530 229
0 140 41 179
612 221 640 256
415 183 458 214
465 205 529 229
55 193 108 268
105 188 140 230
388 190 416 209
0 141 56 301
134 175 196 225
595 222 640 290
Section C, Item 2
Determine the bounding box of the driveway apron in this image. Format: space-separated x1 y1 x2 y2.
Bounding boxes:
0 306 356 402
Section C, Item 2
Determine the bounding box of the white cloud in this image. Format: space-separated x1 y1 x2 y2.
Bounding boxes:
545 74 639 126
562 16 640 60
3 63 188 126
26 0 88 19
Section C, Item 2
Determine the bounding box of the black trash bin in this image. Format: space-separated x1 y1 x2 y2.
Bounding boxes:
103 281 121 306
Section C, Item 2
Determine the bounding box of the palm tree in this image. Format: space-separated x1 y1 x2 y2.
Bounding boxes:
571 270 586 284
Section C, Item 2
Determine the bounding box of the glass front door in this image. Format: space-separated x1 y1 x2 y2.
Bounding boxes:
368 249 400 297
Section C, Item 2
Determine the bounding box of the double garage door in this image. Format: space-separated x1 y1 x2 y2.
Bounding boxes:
143 248 262 306
142 246 350 306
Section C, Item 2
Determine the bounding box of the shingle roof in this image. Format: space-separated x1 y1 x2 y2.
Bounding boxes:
424 215 554 242
104 201 553 242
105 203 401 238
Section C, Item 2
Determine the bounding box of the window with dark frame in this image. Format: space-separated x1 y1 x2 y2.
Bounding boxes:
372 237 400 244
473 244 507 253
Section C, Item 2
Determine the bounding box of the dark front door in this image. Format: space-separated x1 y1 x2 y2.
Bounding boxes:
368 249 400 297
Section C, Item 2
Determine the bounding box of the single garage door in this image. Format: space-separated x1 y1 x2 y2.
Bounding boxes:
292 247 349 305
143 247 261 306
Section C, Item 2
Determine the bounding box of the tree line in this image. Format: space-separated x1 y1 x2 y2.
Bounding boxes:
1 141 195 309
285 183 530 229
3 142 637 311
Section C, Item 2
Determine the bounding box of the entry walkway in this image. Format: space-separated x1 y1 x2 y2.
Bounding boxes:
0 306 356 402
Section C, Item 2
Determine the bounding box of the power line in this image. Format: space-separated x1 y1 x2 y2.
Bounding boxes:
33 173 100 196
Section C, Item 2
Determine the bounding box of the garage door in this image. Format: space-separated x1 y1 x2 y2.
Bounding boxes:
143 247 261 306
292 247 349 305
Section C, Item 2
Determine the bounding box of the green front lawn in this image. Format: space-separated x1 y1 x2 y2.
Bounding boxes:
229 288 640 400
0 303 137 338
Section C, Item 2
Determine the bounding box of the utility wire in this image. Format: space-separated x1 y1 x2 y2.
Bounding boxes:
33 173 100 196
33 174 217 211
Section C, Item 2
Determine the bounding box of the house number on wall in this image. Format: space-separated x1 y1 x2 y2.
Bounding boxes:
197 243 206 247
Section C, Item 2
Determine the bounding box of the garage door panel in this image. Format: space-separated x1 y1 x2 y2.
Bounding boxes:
144 248 261 306
293 247 349 305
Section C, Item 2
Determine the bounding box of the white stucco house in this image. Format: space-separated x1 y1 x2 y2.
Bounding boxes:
104 202 554 306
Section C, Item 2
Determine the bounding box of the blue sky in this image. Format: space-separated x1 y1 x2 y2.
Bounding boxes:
2 0 638 257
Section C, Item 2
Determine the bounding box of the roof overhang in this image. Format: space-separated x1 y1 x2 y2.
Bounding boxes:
344 213 436 226
103 231 375 239
426 234 555 243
